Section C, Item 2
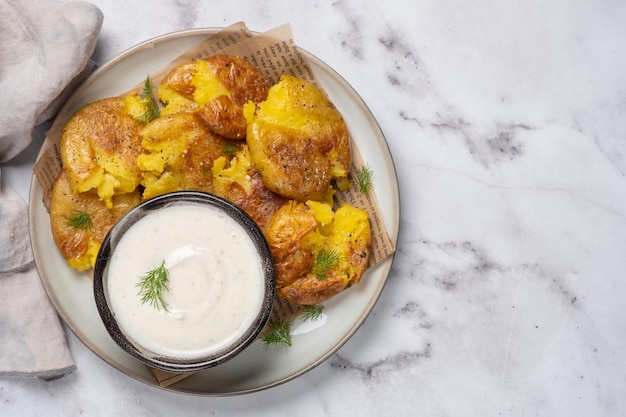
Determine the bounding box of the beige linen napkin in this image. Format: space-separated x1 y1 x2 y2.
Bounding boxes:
0 0 103 378
0 179 76 378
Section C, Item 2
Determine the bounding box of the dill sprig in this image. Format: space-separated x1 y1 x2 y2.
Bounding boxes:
137 104 160 124
142 75 154 97
355 164 374 195
312 249 342 280
138 76 160 124
261 321 292 348
223 143 237 155
301 305 324 321
136 260 170 311
65 210 92 231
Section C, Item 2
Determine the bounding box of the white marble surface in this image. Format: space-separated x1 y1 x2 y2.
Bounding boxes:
2 0 626 415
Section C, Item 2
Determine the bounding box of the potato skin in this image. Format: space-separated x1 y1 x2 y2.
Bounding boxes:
50 171 140 271
245 75 351 202
206 55 269 105
160 61 197 99
248 121 333 202
195 55 270 139
159 55 270 139
278 272 349 306
264 201 317 288
266 202 372 305
211 146 287 231
60 97 142 208
137 112 235 199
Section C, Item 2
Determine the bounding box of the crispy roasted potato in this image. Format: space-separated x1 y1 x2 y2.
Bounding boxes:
159 61 197 101
60 97 143 209
137 112 238 200
264 200 317 288
158 61 199 116
244 75 351 202
266 201 372 305
211 146 287 230
159 55 270 139
50 171 140 271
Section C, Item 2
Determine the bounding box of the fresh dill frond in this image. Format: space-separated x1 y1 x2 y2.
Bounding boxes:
301 305 324 321
312 249 342 280
261 321 292 348
137 104 160 124
65 210 92 231
223 143 237 155
141 75 154 98
136 260 170 311
137 76 160 124
355 164 374 195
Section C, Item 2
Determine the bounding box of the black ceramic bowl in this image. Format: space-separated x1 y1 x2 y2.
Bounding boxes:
93 191 276 373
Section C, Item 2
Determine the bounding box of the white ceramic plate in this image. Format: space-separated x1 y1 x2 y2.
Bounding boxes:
29 28 400 395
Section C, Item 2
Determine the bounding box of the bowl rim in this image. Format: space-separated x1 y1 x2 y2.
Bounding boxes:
93 190 276 373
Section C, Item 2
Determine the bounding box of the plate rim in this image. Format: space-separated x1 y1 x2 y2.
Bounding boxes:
29 27 400 395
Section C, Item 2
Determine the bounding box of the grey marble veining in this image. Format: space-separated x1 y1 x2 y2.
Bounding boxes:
2 0 626 416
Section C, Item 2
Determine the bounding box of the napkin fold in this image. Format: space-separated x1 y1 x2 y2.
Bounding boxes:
0 0 103 379
0 0 103 162
0 180 75 379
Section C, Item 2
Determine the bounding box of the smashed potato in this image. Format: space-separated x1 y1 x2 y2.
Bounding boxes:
264 200 318 288
266 201 371 305
137 112 237 199
159 55 270 139
50 171 140 271
245 75 351 202
60 97 143 209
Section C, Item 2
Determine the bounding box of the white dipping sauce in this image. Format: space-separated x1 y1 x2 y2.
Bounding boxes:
107 204 265 359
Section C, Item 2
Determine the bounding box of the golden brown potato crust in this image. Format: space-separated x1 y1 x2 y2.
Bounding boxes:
278 272 349 306
264 201 317 288
60 97 142 206
196 55 271 139
160 61 197 99
218 168 288 231
160 55 270 139
210 147 287 231
246 75 351 202
266 202 372 305
50 171 140 270
138 113 237 199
